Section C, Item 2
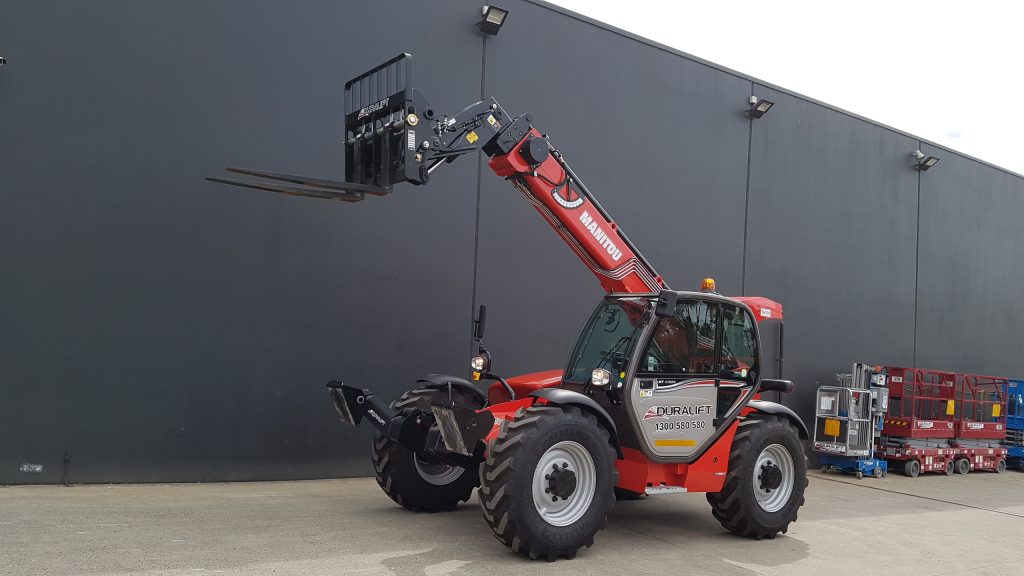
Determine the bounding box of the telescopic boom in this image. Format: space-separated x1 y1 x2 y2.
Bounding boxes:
209 53 666 294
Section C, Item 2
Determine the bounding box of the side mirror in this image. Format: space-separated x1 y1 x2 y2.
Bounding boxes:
655 290 677 318
759 379 794 394
473 304 487 341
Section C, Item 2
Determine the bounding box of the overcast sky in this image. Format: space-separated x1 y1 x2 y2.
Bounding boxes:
546 0 1024 176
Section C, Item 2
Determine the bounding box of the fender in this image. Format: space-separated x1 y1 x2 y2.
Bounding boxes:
416 374 487 408
747 400 809 439
529 388 623 458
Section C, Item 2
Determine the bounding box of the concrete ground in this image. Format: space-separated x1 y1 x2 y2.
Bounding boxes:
2 470 1023 576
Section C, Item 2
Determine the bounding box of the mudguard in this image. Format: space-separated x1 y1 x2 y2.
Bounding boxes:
529 388 623 458
416 374 487 407
747 400 809 439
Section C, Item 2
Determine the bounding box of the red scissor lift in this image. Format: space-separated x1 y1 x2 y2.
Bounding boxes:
880 367 959 477
879 367 1008 476
951 374 1009 474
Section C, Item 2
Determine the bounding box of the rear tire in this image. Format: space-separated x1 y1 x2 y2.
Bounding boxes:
943 460 954 476
996 459 1006 474
904 459 921 478
371 387 483 512
706 414 807 540
478 405 617 560
955 458 971 475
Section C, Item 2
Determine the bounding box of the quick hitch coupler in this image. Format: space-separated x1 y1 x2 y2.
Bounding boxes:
326 381 439 454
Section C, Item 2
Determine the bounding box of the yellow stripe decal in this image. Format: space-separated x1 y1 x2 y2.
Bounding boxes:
655 439 697 447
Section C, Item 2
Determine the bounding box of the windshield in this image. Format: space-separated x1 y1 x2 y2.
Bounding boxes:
564 298 651 384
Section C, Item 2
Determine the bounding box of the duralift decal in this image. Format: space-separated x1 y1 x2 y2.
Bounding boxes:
643 405 713 420
578 211 623 262
357 97 390 120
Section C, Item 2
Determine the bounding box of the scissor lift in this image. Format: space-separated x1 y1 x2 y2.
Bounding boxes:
878 367 1008 476
878 367 960 477
814 363 888 478
951 374 1008 474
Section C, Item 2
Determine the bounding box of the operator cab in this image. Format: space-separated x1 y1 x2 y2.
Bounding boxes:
564 284 776 462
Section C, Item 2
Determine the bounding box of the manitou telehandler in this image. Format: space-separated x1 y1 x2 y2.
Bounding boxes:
211 53 808 560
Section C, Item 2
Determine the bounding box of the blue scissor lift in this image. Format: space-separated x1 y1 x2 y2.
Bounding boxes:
814 363 889 479
1006 380 1024 470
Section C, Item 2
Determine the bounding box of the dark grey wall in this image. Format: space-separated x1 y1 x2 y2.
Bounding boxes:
3 0 1022 484
1 0 487 484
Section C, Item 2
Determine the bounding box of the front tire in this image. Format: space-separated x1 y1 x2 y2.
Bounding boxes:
478 405 617 560
707 414 807 539
371 387 483 512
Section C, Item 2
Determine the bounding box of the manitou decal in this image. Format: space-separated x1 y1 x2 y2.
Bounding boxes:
357 97 390 120
643 405 713 420
578 211 623 261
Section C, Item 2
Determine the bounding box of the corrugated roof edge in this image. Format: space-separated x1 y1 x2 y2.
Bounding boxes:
526 0 1024 181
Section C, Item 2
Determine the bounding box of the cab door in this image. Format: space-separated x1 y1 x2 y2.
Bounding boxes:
629 298 760 461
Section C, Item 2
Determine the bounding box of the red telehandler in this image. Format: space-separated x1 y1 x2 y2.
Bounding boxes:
210 53 808 560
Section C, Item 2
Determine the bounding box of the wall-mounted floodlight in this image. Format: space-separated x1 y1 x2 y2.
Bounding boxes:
912 149 940 171
747 95 774 119
478 5 509 36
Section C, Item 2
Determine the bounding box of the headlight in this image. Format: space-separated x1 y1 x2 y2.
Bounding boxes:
471 355 489 372
591 368 611 387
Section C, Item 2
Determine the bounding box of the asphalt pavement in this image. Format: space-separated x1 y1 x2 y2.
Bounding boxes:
2 469 1023 575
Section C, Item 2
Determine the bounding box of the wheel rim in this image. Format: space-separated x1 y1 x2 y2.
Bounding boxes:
532 440 596 526
413 454 464 486
753 443 795 513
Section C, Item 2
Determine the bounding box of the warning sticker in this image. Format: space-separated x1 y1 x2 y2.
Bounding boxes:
466 131 479 144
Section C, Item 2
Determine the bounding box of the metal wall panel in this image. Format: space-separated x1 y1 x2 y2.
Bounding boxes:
0 0 484 484
744 86 920 420
2 0 1023 483
915 148 1024 375
475 1 752 378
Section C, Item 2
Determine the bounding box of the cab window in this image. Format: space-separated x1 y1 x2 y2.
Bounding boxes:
721 304 758 382
639 300 718 375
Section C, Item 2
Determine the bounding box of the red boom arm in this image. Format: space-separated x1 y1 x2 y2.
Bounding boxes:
488 129 666 294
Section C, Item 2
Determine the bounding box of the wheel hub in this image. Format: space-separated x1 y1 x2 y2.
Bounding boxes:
752 443 795 513
546 463 577 500
759 462 783 491
532 441 597 526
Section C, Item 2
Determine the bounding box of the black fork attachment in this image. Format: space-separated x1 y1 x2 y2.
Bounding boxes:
208 53 513 202
326 381 493 466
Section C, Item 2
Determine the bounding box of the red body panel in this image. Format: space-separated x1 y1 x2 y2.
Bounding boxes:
616 417 740 494
487 369 562 405
488 129 664 294
732 296 783 322
483 398 536 444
